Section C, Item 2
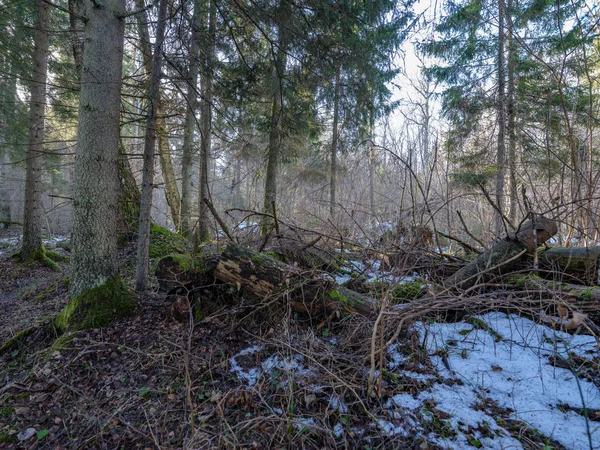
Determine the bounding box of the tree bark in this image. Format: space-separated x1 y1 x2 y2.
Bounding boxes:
540 247 600 285
135 0 181 233
68 0 85 79
21 0 50 260
443 217 558 291
198 0 216 242
506 0 518 223
157 116 181 231
180 0 201 236
329 64 341 221
261 0 291 235
70 0 126 298
215 243 375 318
136 0 168 291
494 0 506 236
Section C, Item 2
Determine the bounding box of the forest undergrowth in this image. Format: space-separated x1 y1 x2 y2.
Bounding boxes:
1 227 599 449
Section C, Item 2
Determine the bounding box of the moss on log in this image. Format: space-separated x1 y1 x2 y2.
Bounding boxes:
215 243 375 318
443 217 557 291
540 247 600 285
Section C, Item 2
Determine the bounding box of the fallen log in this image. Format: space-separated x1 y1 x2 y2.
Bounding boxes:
443 217 558 291
540 247 600 285
215 242 375 318
508 275 600 324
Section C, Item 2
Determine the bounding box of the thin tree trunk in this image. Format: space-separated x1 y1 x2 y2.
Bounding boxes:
261 0 291 235
180 0 201 236
198 0 216 242
507 0 518 224
494 0 506 235
329 64 341 220
157 115 181 231
68 0 85 79
22 0 50 260
135 0 168 291
70 0 126 298
0 150 11 229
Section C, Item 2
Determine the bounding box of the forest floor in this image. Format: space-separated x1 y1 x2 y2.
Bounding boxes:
1 232 600 449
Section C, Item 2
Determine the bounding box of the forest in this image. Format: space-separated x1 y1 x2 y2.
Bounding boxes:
0 0 599 448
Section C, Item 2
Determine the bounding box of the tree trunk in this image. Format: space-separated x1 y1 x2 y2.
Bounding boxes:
136 0 168 291
135 0 181 233
157 116 181 231
0 150 11 229
70 0 126 298
198 0 216 242
329 64 341 221
506 0 518 223
21 0 49 260
540 247 600 285
494 0 506 236
180 0 201 237
215 243 375 318
261 0 291 235
118 141 141 234
68 0 85 79
443 217 558 291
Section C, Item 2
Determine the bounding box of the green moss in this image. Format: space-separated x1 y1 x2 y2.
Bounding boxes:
262 250 282 262
579 289 593 302
0 327 37 356
168 253 205 274
19 244 63 271
51 332 76 351
0 405 14 418
149 223 188 259
0 432 17 444
468 317 503 342
508 273 542 288
326 289 348 303
54 277 137 332
392 281 425 303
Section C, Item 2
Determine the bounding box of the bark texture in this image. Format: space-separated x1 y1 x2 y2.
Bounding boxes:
443 217 557 291
22 0 50 260
198 0 216 242
136 0 168 291
70 0 126 298
261 0 291 235
180 0 201 236
540 247 600 285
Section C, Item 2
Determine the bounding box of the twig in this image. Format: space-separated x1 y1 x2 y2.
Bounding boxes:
457 210 486 248
203 198 235 242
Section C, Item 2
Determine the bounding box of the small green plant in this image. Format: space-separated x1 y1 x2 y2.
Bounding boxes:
391 281 424 303
139 386 150 397
37 429 49 441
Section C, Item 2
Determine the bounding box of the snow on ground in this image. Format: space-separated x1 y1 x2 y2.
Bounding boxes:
229 313 600 448
414 312 600 449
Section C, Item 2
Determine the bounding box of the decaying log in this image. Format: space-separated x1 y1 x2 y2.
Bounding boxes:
540 247 600 285
443 217 558 291
215 242 375 318
155 244 221 293
510 275 600 323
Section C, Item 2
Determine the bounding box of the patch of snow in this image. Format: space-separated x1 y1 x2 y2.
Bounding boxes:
419 312 600 449
387 393 422 410
333 422 344 438
387 343 409 369
229 345 263 386
328 395 348 413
